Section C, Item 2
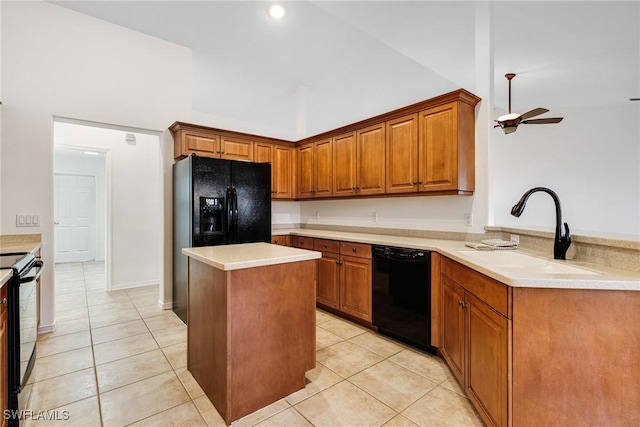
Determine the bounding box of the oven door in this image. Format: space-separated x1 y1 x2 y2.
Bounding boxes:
17 260 42 388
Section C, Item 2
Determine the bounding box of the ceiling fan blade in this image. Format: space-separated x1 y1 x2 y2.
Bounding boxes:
519 108 549 120
522 117 564 125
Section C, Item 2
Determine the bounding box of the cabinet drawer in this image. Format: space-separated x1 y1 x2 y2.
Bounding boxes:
340 242 372 259
271 235 290 246
441 257 509 318
291 236 314 250
314 239 340 254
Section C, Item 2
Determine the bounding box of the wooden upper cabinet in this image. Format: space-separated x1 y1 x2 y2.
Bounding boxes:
298 139 333 199
314 139 333 197
172 122 257 161
181 131 220 158
297 142 315 198
332 132 357 197
386 114 419 193
419 102 458 191
254 142 273 164
357 123 385 195
220 136 253 162
419 101 475 193
273 145 295 199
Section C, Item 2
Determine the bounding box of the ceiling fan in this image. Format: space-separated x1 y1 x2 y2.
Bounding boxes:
495 73 563 134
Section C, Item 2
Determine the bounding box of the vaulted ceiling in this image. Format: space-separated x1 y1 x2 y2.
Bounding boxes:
51 1 639 138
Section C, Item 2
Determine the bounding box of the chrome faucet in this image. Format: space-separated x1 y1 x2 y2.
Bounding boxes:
510 187 572 260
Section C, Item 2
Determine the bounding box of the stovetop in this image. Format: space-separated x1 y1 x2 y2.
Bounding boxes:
0 252 33 273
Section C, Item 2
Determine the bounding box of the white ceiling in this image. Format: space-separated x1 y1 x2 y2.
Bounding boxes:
50 1 639 138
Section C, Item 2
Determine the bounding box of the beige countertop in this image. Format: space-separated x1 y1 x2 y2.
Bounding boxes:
0 241 42 255
273 228 640 291
183 242 321 271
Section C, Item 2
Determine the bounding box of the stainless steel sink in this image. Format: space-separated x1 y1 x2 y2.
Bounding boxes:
456 250 600 275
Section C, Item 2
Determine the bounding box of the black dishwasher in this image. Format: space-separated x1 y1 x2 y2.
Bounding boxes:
372 245 437 354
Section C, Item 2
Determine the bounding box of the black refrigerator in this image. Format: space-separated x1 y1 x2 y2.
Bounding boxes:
173 155 271 323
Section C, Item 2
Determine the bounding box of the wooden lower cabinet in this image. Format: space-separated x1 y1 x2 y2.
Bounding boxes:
0 284 7 427
339 254 371 321
441 257 509 427
294 237 372 322
317 251 340 309
441 277 465 383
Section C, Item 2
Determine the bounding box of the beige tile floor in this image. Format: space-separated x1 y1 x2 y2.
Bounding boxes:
22 261 483 427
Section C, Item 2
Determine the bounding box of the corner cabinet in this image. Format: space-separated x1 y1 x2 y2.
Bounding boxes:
440 256 509 427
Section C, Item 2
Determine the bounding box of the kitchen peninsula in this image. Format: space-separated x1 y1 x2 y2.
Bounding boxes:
182 242 321 425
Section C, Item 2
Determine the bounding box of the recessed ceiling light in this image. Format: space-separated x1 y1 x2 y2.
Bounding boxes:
84 151 99 156
267 3 286 20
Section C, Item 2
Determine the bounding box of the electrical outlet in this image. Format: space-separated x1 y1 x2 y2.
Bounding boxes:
315 211 320 220
372 211 378 222
510 234 520 245
464 212 473 226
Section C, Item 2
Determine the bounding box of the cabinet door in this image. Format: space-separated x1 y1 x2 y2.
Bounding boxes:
357 123 386 195
297 143 314 199
340 255 372 322
332 132 357 197
254 142 273 164
317 252 340 309
418 102 458 191
273 145 295 199
441 277 465 384
254 143 275 196
314 139 333 197
386 114 419 193
183 132 220 157
221 136 253 162
466 292 508 427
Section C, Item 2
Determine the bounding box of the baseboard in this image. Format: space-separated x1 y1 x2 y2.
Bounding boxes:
38 323 56 334
159 300 173 310
111 280 159 291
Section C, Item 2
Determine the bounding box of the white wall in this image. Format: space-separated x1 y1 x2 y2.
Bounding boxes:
53 148 107 261
491 104 640 239
54 123 162 289
1 1 192 330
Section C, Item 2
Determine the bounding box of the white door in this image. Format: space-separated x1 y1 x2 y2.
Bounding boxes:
54 174 96 263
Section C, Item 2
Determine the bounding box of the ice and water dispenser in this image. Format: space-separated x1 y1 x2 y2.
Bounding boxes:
200 197 224 235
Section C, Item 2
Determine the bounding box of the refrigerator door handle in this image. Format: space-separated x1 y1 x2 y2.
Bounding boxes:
232 187 239 241
226 187 233 243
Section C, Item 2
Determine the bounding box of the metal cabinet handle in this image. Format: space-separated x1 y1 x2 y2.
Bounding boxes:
336 261 343 266
352 247 357 252
323 244 327 248
54 222 60 225
1 298 7 306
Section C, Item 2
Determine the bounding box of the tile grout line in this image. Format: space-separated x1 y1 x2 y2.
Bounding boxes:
82 261 106 427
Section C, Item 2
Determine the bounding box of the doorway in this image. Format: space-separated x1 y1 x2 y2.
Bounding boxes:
53 118 163 296
54 173 98 263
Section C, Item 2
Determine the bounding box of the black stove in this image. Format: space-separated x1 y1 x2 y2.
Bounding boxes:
1 251 42 426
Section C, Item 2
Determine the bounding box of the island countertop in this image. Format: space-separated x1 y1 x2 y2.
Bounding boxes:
182 242 321 271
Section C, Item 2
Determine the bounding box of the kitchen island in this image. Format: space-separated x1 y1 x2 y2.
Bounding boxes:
182 242 321 425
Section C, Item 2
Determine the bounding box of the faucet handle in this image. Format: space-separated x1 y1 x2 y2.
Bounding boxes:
563 222 571 241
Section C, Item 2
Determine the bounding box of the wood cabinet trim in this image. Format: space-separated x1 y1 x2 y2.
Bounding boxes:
296 89 480 146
